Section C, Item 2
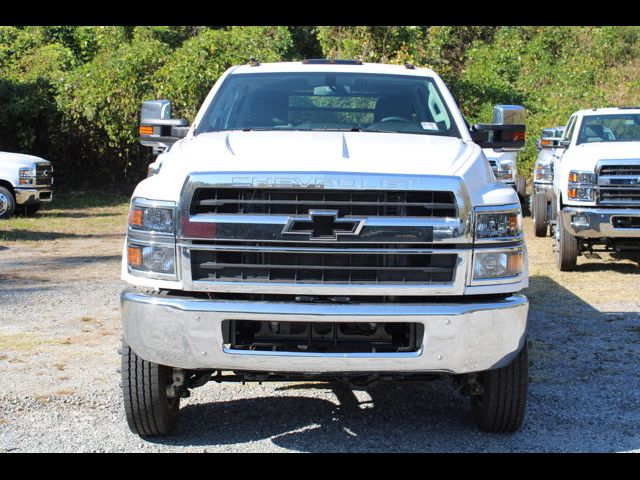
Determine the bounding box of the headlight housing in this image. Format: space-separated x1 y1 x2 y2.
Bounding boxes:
534 162 553 182
494 161 515 182
129 205 174 233
126 198 177 280
474 207 522 241
473 248 524 281
568 171 595 201
19 167 35 185
127 244 176 275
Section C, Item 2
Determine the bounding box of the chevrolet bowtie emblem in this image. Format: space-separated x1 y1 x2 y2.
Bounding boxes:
282 210 365 240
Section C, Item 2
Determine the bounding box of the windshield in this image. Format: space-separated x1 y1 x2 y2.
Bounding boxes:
577 114 640 145
197 72 460 137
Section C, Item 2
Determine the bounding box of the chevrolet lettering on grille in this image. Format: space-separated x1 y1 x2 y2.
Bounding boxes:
282 210 364 240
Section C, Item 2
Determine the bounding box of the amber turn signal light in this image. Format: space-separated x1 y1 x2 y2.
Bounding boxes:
128 246 143 267
507 252 523 272
139 125 154 135
129 208 143 227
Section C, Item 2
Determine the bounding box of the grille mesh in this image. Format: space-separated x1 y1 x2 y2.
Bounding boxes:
191 188 457 217
191 249 457 285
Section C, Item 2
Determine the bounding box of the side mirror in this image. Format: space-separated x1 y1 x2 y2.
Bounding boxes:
470 105 526 150
559 139 571 148
139 100 189 154
539 137 562 149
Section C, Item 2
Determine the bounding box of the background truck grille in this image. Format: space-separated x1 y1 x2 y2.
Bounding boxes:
191 249 457 285
191 188 457 217
600 165 640 176
599 163 640 204
35 165 53 186
599 188 640 203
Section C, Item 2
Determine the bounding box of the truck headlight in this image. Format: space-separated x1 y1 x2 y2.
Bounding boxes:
129 205 174 233
128 244 175 275
568 171 595 201
473 249 523 280
494 162 514 181
535 163 553 182
568 171 594 184
475 209 522 240
19 168 35 185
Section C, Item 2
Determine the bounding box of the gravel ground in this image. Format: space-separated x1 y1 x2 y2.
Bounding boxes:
1 215 639 452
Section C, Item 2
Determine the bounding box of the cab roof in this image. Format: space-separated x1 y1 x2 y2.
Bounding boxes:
575 107 640 116
231 61 438 78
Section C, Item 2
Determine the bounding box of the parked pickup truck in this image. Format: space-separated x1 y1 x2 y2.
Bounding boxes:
121 60 529 436
551 107 640 270
483 148 526 199
531 126 565 237
0 152 54 219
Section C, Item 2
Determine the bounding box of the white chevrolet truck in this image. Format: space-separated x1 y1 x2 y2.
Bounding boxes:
551 107 640 270
0 152 53 219
531 126 565 237
121 60 529 436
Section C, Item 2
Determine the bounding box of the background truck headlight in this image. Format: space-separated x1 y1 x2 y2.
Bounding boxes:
534 163 553 182
18 167 35 185
567 171 595 201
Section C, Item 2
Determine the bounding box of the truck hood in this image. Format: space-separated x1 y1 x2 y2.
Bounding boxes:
169 131 472 176
0 151 50 168
138 130 510 206
567 142 640 168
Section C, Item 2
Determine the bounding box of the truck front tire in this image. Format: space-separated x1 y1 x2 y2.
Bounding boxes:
555 213 578 271
471 341 528 433
532 192 548 237
0 187 15 219
121 340 180 436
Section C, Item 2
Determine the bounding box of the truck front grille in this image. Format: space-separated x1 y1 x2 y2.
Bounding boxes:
191 248 457 285
600 188 640 203
191 188 457 218
598 162 640 205
600 165 640 176
35 165 53 186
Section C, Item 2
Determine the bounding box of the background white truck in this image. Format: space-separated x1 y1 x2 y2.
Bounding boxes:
551 107 640 270
531 126 565 237
121 60 529 436
0 152 53 219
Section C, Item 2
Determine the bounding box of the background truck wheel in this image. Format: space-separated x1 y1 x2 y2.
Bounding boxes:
555 213 578 271
121 340 180 436
532 192 548 237
471 341 528 433
0 187 16 219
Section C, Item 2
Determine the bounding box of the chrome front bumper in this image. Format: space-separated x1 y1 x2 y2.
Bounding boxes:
561 207 640 238
14 187 53 205
121 290 528 375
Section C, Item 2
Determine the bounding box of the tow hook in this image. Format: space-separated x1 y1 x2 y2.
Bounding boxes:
166 369 190 399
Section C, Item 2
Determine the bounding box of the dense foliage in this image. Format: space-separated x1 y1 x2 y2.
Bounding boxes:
1 26 639 189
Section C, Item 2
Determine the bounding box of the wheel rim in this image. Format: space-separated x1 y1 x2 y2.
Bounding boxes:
0 192 9 216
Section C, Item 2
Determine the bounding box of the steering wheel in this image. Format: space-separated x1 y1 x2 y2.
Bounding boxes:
380 116 411 123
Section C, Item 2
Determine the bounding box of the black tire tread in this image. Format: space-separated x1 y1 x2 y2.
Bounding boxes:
532 193 548 237
121 341 178 436
472 342 528 433
557 213 578 271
